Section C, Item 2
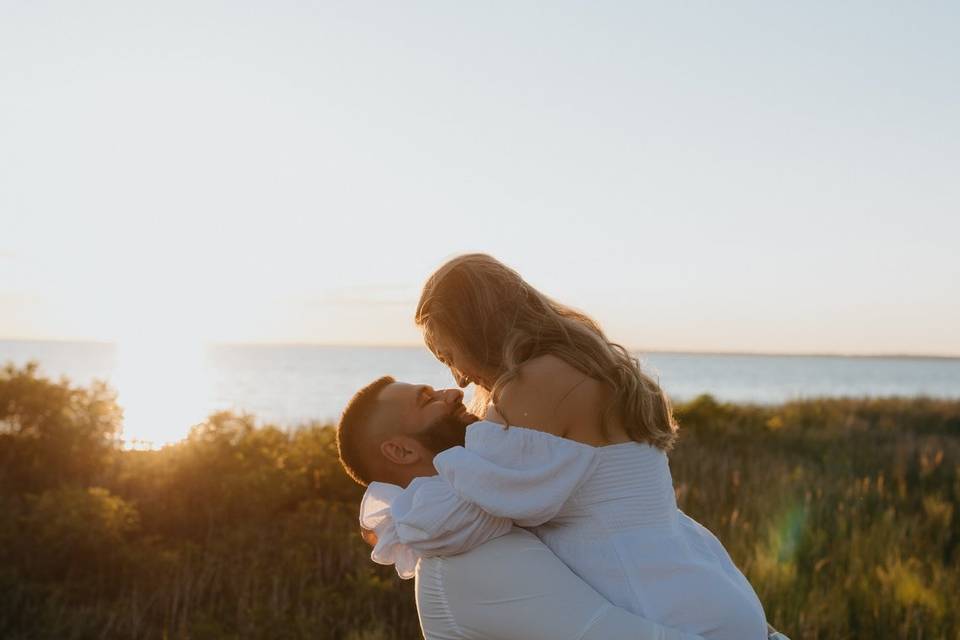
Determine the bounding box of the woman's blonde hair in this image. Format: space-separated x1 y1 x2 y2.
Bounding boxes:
415 253 678 451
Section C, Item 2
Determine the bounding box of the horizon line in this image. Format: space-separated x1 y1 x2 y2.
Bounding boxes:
2 336 958 361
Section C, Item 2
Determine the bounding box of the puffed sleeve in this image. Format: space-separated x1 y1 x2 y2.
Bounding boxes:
432 420 599 527
359 481 421 579
359 478 513 579
357 422 597 576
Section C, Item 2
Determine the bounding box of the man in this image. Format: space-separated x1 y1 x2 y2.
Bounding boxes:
336 376 705 640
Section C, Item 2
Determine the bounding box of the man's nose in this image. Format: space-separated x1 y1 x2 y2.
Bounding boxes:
441 388 464 404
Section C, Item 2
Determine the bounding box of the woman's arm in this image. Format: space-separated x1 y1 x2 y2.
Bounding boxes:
360 357 607 568
360 421 599 570
361 478 514 576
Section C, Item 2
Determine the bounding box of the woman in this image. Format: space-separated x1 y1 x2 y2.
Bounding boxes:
364 254 774 639
415 252 676 450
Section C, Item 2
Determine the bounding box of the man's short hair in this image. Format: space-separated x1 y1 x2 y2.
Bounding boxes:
336 375 395 486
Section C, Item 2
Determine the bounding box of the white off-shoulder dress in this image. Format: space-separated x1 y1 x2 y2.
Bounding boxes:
360 420 769 640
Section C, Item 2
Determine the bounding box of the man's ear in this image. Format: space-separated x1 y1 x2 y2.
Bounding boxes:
379 436 423 466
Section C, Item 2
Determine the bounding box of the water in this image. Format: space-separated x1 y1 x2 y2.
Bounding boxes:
2 340 959 446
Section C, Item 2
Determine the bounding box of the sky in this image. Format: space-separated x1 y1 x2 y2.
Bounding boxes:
2 1 958 356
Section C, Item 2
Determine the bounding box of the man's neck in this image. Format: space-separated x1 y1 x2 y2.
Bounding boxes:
385 461 437 488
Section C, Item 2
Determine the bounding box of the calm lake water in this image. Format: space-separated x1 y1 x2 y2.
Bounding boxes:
3 340 959 446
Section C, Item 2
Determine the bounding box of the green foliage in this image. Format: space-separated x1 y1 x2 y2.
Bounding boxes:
1 365 958 639
19 486 139 580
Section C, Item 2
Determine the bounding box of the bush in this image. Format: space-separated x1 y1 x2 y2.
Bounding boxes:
0 362 121 493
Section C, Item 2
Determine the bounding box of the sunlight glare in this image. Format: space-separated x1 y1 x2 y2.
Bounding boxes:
113 336 213 448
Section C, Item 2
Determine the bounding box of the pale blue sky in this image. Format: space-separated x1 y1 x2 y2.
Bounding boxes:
2 1 958 355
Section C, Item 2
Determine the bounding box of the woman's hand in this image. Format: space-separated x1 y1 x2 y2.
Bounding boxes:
360 526 378 547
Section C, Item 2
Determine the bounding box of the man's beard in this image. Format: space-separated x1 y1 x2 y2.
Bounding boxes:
412 408 478 455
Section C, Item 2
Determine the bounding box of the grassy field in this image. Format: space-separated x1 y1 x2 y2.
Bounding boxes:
1 362 958 639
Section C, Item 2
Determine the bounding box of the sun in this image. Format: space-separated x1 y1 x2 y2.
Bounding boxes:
112 330 215 448
98 273 228 447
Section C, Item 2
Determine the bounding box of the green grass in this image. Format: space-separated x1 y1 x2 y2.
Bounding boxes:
1 363 957 639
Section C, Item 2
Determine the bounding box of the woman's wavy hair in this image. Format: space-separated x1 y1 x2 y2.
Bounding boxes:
415 253 678 451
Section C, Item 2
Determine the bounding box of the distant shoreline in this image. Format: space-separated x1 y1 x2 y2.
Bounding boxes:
1 337 958 361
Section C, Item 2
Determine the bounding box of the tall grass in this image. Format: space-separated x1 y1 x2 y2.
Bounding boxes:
1 364 957 639
671 395 960 639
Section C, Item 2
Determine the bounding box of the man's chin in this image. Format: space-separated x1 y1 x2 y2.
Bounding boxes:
416 411 473 454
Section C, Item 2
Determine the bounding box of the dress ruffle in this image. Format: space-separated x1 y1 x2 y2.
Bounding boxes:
359 481 420 579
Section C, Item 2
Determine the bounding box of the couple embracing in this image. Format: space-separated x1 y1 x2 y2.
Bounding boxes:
336 254 788 640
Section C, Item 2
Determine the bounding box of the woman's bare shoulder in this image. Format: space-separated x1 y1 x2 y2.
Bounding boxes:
517 353 581 379
485 354 588 436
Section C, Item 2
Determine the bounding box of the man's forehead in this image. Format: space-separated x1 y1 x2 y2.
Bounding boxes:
378 381 417 404
365 382 418 436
